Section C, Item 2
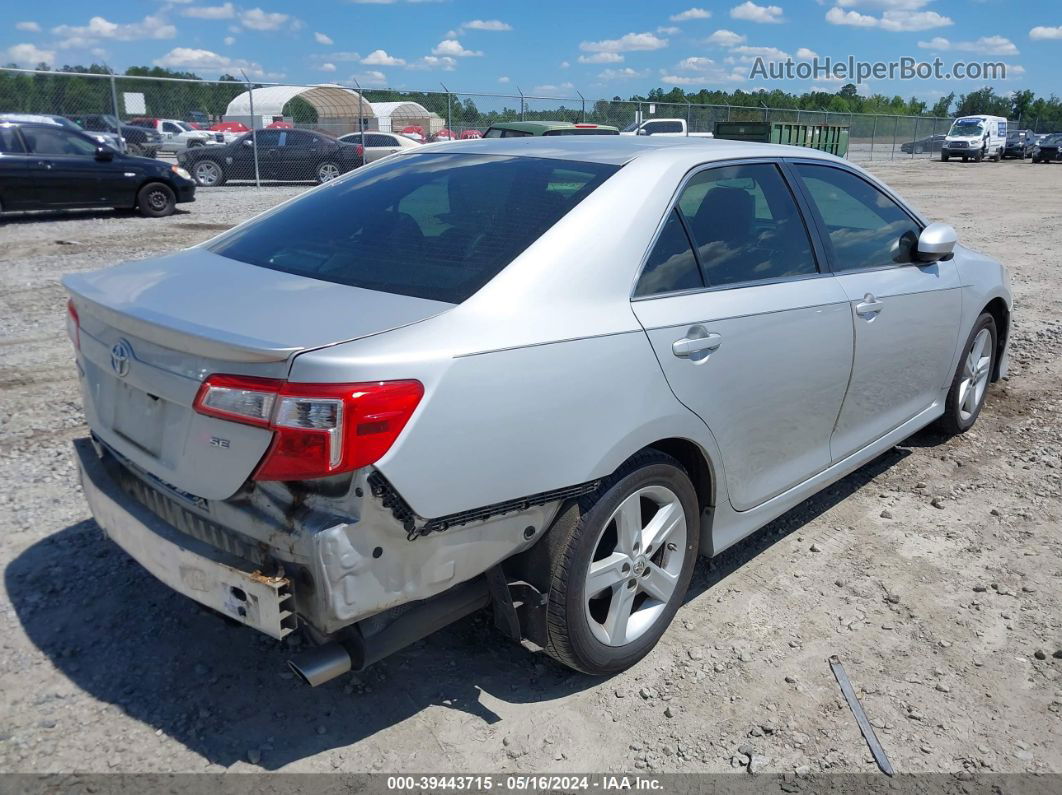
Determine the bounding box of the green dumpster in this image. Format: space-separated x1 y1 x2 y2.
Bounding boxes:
714 121 850 158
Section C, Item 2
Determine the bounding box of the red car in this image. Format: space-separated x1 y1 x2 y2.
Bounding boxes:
460 129 483 140
399 125 426 142
266 121 294 129
211 121 249 133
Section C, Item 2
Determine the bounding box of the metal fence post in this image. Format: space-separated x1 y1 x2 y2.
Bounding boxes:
353 78 364 134
106 65 121 124
891 116 898 161
910 116 920 158
240 70 260 189
869 115 877 161
577 90 586 123
441 83 452 132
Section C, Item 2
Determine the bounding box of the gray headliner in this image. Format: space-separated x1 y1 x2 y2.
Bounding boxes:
418 135 846 167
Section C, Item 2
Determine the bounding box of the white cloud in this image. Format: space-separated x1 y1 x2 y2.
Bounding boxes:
432 39 483 57
52 15 176 45
578 52 624 63
5 42 55 66
661 66 744 85
705 29 746 47
409 55 456 71
560 60 570 68
240 8 291 31
917 36 1018 55
580 32 668 53
314 32 333 45
224 35 235 45
319 51 361 62
670 8 711 22
730 2 784 24
154 46 263 75
1029 25 1062 41
15 21 41 32
181 3 235 20
319 62 336 72
796 47 818 58
657 26 681 35
362 48 405 66
532 81 575 94
677 56 718 71
826 6 952 31
353 70 387 86
498 75 510 83
461 19 512 32
598 67 648 80
731 45 790 61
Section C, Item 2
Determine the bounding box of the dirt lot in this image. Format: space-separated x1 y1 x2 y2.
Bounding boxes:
1 162 1060 776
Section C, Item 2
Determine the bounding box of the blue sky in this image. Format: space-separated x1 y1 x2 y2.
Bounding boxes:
1 1 1059 100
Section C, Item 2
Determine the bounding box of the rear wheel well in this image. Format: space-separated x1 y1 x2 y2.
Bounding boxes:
643 438 714 515
982 297 1009 381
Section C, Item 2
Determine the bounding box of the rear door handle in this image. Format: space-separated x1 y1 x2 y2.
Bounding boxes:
672 327 723 360
855 293 884 319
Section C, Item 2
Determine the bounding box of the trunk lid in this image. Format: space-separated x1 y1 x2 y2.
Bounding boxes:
64 248 451 500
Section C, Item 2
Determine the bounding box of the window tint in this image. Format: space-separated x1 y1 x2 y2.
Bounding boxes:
635 210 703 297
795 164 921 271
677 163 817 287
208 153 618 304
0 126 24 153
366 134 396 147
162 122 181 133
254 130 282 147
21 127 97 156
484 128 531 138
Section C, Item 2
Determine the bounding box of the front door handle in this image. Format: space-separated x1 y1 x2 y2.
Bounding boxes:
672 327 723 360
855 293 884 319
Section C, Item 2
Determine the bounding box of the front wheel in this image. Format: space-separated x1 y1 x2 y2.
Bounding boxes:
542 450 700 675
137 182 176 217
941 153 949 162
192 159 226 187
936 312 997 436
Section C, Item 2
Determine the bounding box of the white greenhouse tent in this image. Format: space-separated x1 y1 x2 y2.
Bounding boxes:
370 101 438 133
223 85 375 136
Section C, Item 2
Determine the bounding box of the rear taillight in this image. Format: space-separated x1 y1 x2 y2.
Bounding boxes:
193 375 423 481
66 299 80 351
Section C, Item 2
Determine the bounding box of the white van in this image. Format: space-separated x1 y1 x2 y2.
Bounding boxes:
941 115 1008 162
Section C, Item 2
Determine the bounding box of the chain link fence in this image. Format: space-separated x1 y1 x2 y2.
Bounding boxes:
2 67 1055 188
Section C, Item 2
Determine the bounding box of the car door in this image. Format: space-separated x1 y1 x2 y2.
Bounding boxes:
0 125 33 210
789 161 962 462
235 130 280 180
17 125 104 206
160 120 183 152
631 161 854 512
365 133 401 162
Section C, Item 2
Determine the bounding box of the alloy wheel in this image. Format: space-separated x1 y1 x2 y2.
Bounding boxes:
958 328 992 422
194 161 221 186
317 163 341 182
583 485 687 647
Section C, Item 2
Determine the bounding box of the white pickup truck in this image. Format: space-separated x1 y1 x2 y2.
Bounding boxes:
620 118 714 138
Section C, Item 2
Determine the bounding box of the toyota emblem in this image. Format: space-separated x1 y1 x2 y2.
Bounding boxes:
110 339 132 377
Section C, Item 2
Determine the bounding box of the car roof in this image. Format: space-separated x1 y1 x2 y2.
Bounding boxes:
0 113 63 125
487 120 618 133
420 134 846 166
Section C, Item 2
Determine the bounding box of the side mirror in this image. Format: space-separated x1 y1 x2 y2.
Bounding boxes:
636 127 649 136
243 138 254 146
916 222 957 262
95 146 114 161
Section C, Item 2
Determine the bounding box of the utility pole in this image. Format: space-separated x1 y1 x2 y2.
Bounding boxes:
240 70 260 189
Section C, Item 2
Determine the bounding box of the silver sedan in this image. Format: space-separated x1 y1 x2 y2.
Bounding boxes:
64 136 1010 682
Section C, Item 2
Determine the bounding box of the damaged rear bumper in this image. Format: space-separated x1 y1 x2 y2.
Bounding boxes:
74 437 297 639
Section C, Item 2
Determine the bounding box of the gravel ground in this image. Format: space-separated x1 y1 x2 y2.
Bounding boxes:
0 163 1060 776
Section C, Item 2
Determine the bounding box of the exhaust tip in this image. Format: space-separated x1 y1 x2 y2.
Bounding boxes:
287 643 352 687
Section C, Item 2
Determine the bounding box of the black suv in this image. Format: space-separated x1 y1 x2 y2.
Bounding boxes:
1003 129 1035 159
1032 133 1062 164
0 121 195 216
178 128 364 186
65 114 161 158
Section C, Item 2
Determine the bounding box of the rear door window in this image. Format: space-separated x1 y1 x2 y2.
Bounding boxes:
0 126 24 152
208 153 619 303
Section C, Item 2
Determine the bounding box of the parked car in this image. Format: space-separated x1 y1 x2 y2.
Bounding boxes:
460 129 483 140
128 118 219 153
177 128 364 186
1031 133 1062 163
1002 129 1035 159
621 118 713 138
483 121 620 137
399 125 426 142
0 113 127 153
0 120 194 216
432 128 457 142
65 113 161 158
266 120 294 129
63 136 1010 682
900 133 945 154
338 131 420 163
209 121 249 144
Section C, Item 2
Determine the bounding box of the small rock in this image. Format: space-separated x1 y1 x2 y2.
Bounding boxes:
880 510 893 520
930 497 945 509
1053 650 1062 659
809 543 822 553
614 688 625 698
749 726 764 737
748 754 770 774
935 683 950 693
639 686 655 700
738 743 755 756
972 584 987 593
664 705 675 719
886 593 901 604
1034 650 1047 661
784 675 797 684
687 648 705 661
1014 749 1034 762
834 578 846 587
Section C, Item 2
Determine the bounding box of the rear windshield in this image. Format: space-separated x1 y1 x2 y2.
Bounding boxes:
543 128 619 136
208 153 618 303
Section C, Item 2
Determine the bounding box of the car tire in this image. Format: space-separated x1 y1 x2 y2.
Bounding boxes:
542 450 700 675
940 153 949 162
316 161 342 183
936 312 997 436
137 182 176 218
192 160 226 187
